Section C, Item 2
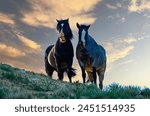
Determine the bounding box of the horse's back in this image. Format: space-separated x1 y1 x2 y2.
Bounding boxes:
98 44 106 59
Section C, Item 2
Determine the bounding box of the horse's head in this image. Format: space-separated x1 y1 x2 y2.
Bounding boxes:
56 19 73 43
76 23 90 48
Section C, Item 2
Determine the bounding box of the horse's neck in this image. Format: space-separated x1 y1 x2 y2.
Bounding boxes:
55 38 73 58
66 31 73 40
87 35 97 46
57 38 71 47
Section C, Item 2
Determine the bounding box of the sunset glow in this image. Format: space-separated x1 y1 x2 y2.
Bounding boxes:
0 0 150 87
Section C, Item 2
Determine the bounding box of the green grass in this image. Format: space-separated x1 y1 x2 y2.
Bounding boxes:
0 63 150 99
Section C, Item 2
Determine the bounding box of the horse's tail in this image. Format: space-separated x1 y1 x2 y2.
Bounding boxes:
45 45 54 76
67 68 76 77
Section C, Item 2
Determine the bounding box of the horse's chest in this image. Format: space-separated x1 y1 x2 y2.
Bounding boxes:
77 48 89 60
85 58 93 72
81 53 93 71
77 47 93 71
56 43 73 58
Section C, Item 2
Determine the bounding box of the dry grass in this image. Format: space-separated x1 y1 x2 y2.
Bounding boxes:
0 63 150 99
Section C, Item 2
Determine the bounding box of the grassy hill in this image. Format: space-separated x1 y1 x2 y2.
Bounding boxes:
0 63 150 99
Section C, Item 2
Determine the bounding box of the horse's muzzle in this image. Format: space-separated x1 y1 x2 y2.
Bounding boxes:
80 42 86 48
59 32 66 43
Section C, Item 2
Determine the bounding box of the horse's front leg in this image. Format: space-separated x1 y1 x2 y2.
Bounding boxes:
67 58 73 83
81 67 86 83
93 67 97 85
67 69 72 83
67 68 72 83
79 61 86 83
56 58 63 81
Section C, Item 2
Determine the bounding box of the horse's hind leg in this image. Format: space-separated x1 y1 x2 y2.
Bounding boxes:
87 71 94 83
46 65 55 78
97 70 104 90
45 45 55 78
45 56 54 78
99 75 104 90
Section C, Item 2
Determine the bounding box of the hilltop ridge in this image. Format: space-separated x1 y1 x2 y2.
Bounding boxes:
0 63 150 99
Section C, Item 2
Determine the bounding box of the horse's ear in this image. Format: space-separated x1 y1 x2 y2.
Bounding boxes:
87 25 90 30
66 18 69 22
56 19 60 23
76 23 80 28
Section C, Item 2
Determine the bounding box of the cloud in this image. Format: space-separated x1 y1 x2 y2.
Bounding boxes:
106 4 118 9
0 43 25 57
114 36 137 44
128 0 150 12
21 0 101 30
119 59 134 65
106 44 134 64
106 3 122 10
104 36 142 71
120 17 126 23
123 37 137 44
107 14 126 23
144 13 150 18
1 23 42 52
16 34 41 50
0 12 15 25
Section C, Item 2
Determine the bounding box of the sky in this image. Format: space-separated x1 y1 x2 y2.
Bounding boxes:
0 0 150 87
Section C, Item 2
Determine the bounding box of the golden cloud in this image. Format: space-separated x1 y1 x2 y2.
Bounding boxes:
0 12 15 25
128 0 150 12
17 34 41 50
124 37 137 44
103 36 141 72
0 43 25 57
114 36 137 44
21 0 101 30
106 45 134 64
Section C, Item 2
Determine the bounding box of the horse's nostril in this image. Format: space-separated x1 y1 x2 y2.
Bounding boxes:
83 42 86 48
59 36 66 43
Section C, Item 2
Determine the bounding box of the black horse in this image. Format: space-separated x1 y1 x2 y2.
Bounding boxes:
45 19 76 83
76 23 107 89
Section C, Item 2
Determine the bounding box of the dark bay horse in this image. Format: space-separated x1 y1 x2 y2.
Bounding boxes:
76 23 107 89
45 19 76 83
